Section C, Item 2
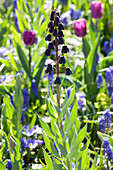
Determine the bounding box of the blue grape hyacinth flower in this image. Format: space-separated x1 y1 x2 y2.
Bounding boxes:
104 109 111 128
21 137 27 153
23 88 29 110
104 37 113 55
99 116 106 132
6 159 12 170
96 73 103 89
31 79 38 97
103 137 113 161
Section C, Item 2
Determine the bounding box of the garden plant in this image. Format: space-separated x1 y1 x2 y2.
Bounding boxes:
0 0 113 170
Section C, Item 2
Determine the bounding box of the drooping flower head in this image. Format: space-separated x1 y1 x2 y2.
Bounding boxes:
91 1 103 19
23 30 36 46
74 19 87 37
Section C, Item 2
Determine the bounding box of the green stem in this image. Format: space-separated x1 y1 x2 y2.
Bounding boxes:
29 47 31 74
17 88 21 138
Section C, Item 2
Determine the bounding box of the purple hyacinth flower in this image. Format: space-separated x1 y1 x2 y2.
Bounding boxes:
104 109 111 128
99 116 106 132
6 159 12 170
13 0 17 10
76 92 86 111
109 37 113 49
23 88 29 110
96 73 103 89
31 79 38 97
111 93 113 104
105 69 111 83
21 137 27 153
104 41 111 55
103 137 113 161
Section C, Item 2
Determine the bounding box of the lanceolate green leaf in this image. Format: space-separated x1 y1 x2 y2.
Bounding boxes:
87 32 100 74
62 85 75 115
0 160 6 170
15 44 31 79
70 124 87 152
43 150 54 170
39 117 55 139
65 100 78 132
34 55 47 87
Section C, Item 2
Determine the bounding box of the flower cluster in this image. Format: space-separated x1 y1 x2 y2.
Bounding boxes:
103 137 113 162
6 159 12 170
104 37 113 55
21 137 44 152
96 73 103 89
76 92 86 111
44 10 72 86
99 109 112 132
105 66 113 95
13 0 20 33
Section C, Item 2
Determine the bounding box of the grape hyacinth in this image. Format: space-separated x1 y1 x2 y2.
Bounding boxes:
31 79 38 97
104 109 111 128
99 116 106 132
23 88 29 110
105 66 113 95
103 137 113 162
99 109 112 132
104 37 113 55
96 73 103 89
6 159 12 170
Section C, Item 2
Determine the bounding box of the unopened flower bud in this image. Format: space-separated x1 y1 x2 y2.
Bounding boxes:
50 10 55 20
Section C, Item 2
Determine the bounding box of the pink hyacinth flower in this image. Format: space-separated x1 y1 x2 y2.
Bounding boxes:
74 19 87 37
91 1 103 19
